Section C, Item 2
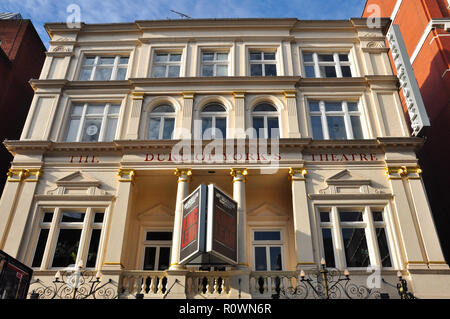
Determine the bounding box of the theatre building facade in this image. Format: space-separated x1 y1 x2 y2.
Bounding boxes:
0 18 449 299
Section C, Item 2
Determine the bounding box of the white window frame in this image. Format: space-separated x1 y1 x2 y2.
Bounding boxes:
64 102 120 142
147 105 176 140
317 206 395 270
79 55 129 81
308 100 364 140
303 52 352 78
151 51 182 78
248 50 278 76
141 230 172 271
200 51 229 76
251 229 285 271
251 104 280 139
200 104 227 139
30 207 106 270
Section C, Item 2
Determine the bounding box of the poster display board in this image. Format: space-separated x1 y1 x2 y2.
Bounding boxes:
0 250 33 299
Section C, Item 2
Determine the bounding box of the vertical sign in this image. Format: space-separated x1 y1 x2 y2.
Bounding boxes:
387 24 430 136
206 184 238 265
179 185 207 265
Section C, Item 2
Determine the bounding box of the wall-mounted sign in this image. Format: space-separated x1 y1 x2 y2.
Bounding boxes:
387 24 430 136
0 250 33 299
308 153 380 162
179 185 207 265
179 184 238 266
206 185 238 265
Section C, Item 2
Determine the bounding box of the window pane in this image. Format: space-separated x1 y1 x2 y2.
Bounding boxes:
254 231 281 241
351 116 363 139
86 104 105 115
339 54 349 62
202 64 214 77
202 117 213 140
152 65 166 78
267 117 279 138
309 101 320 112
94 213 104 223
217 53 228 61
32 229 49 267
252 117 264 138
94 67 113 80
66 119 80 142
162 118 175 140
372 211 384 222
325 102 342 112
104 117 118 141
249 52 261 60
264 52 276 60
215 118 226 139
158 247 171 270
347 102 358 112
43 212 53 223
83 56 95 66
80 68 92 80
253 103 277 112
264 64 277 76
82 118 102 142
143 247 156 270
254 247 267 271
202 52 214 61
320 65 337 78
318 54 334 62
152 105 174 113
116 67 127 80
119 57 129 65
216 65 228 76
339 211 363 222
327 116 347 140
303 53 313 62
146 232 172 241
320 212 330 223
61 212 85 223
169 54 181 61
376 228 392 267
341 65 352 77
99 57 115 65
52 229 82 267
109 104 121 114
305 65 315 78
155 53 168 62
270 247 282 271
148 117 161 140
311 116 324 140
250 64 262 76
202 104 226 112
322 229 335 267
86 229 101 268
168 65 180 77
342 228 370 267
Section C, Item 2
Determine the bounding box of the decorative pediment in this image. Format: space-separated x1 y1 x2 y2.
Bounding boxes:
319 169 382 195
247 203 289 221
47 171 106 196
137 204 174 221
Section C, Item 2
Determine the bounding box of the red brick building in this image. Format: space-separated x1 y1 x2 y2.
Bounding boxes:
0 15 46 191
362 0 450 261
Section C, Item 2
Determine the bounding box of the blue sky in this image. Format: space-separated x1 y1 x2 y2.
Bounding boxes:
1 0 367 48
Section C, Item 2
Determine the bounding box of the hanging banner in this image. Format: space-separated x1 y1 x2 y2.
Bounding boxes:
206 185 238 265
179 184 207 265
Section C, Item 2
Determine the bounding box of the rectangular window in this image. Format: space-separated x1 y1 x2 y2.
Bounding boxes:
308 101 363 140
201 51 229 76
152 52 181 78
142 231 172 271
65 103 120 142
252 230 283 271
302 52 352 78
79 55 128 81
249 51 277 76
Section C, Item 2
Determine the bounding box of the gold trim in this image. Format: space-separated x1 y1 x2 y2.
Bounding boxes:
233 91 246 99
297 262 315 265
428 261 447 264
230 168 248 182
405 261 426 265
117 168 136 182
182 92 195 99
283 90 297 99
288 167 307 181
174 168 192 182
131 92 145 100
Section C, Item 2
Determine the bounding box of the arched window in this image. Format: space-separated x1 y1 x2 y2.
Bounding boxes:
252 103 279 138
147 104 175 140
200 103 227 139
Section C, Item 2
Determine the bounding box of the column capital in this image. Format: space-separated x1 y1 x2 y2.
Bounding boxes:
131 91 145 100
7 168 42 182
233 91 246 99
288 167 307 181
230 168 248 182
174 168 192 182
385 165 422 180
117 168 135 182
182 92 195 99
283 90 297 99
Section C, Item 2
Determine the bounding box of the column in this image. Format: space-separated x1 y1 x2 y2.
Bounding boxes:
179 92 194 139
284 90 301 138
126 92 144 139
233 92 246 138
385 166 427 269
169 169 192 270
3 169 42 258
406 167 448 269
230 168 248 269
103 169 135 271
289 167 315 270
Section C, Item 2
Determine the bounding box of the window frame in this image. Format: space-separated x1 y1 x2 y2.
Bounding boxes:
308 100 364 140
140 230 173 271
302 52 353 78
147 105 176 140
317 205 395 271
199 103 228 139
200 51 229 77
251 103 280 139
248 50 278 76
151 51 182 78
251 229 285 272
79 55 129 81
